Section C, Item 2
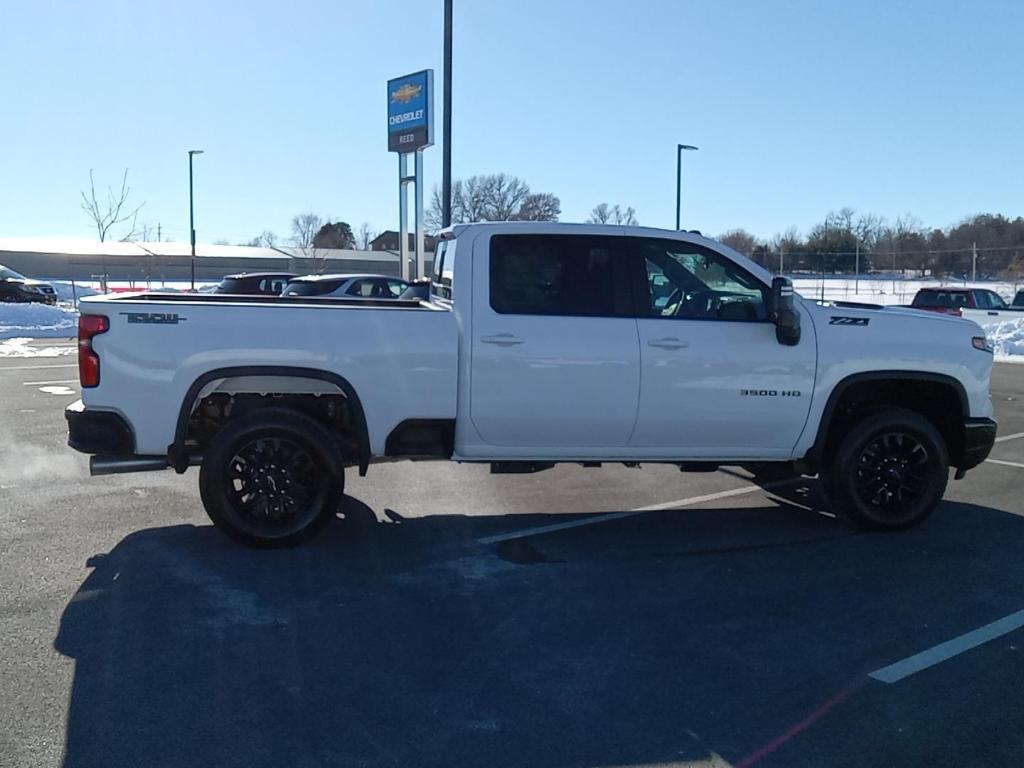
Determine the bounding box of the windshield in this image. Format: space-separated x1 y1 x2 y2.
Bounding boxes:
913 290 969 308
0 266 25 280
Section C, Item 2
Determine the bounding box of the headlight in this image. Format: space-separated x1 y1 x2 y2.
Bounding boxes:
972 336 993 353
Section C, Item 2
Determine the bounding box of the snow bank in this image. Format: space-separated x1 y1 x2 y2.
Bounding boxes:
986 317 1024 363
0 337 76 358
0 303 78 340
47 281 101 303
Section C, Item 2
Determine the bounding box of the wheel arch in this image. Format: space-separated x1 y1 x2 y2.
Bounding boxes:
805 371 968 472
168 366 370 475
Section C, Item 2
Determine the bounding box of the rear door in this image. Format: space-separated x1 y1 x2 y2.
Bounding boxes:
469 233 640 448
628 237 816 457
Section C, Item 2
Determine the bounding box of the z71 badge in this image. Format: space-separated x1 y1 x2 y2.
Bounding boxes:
120 312 186 325
829 316 869 326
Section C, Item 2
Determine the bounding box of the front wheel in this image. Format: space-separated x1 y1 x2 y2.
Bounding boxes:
823 407 948 530
199 408 344 547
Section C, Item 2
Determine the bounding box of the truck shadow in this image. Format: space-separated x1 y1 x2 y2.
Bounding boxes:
55 487 1024 768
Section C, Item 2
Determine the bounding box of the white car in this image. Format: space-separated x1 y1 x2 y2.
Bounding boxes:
282 273 408 300
66 222 996 546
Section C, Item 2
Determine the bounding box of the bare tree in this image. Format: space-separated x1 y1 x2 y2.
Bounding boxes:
717 229 759 256
291 213 323 248
427 174 559 231
587 203 637 225
80 168 145 242
357 222 376 250
515 193 561 222
243 231 278 248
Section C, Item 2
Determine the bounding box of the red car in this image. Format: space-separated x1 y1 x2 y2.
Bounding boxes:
909 287 1008 316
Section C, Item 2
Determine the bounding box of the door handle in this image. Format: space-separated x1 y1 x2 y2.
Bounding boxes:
480 334 524 346
988 311 998 316
647 337 689 349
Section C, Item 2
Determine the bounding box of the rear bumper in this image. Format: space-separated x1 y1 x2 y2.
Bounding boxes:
959 417 997 471
65 400 135 455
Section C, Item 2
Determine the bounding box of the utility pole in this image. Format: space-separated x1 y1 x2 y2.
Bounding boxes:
972 241 977 282
779 246 784 275
441 0 453 228
157 222 162 242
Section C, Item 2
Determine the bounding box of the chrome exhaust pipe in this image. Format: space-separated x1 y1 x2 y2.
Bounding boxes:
90 455 170 476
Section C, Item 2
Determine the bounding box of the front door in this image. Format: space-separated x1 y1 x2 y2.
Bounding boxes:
469 233 640 448
628 237 815 458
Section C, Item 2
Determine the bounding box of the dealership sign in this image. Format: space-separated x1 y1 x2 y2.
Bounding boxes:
387 70 433 153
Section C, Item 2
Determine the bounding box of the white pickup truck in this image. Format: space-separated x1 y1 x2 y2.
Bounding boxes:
67 222 997 546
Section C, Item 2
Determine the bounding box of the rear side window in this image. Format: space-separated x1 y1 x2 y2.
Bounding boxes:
490 234 619 316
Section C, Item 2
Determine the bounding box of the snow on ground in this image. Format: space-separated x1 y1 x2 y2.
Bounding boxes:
791 276 1021 307
985 316 1024 364
0 337 76 358
0 303 78 340
47 281 101 303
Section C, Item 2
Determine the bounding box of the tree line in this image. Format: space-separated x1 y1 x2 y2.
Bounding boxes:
719 209 1024 279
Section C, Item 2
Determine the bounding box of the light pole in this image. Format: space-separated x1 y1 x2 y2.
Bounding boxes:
188 149 204 290
441 0 453 228
675 144 698 230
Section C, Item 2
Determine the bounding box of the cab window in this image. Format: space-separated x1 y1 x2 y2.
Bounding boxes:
633 239 767 321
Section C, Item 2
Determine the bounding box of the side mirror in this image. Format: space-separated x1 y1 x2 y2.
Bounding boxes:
770 276 801 346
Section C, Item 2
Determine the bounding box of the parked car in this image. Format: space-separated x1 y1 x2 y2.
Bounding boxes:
1013 290 1024 308
0 265 57 305
67 222 996 547
214 272 296 296
282 274 408 299
909 287 1008 316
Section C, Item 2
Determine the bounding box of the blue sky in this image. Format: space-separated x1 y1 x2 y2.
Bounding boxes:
1 0 1021 244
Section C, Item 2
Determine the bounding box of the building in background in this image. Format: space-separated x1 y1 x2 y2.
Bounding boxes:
0 238 433 285
369 231 438 254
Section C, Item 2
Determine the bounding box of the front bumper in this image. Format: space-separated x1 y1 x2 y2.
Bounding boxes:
959 417 997 471
66 400 135 455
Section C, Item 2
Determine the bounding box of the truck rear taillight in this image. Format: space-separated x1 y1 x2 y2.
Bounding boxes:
78 315 109 388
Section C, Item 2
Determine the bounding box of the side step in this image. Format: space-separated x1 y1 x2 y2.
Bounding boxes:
490 461 555 474
90 455 170 476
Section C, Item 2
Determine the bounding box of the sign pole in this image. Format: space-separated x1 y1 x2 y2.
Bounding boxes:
398 153 410 281
415 149 425 280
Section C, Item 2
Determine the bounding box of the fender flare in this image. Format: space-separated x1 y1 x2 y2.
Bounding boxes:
804 370 968 470
168 365 370 474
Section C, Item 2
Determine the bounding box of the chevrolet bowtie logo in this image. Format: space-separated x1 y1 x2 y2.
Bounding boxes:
391 83 422 104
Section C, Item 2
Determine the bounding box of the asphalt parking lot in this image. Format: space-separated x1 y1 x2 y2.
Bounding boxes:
2 342 1024 768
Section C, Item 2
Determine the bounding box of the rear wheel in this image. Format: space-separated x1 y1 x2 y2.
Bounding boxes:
823 408 948 530
199 408 343 547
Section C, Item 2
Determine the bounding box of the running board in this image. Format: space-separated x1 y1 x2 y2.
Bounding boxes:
90 456 170 476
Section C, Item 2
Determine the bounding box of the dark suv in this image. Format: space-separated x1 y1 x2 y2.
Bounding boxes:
0 265 57 304
214 272 296 295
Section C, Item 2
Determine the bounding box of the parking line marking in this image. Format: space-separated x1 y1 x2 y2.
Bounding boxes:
477 481 795 545
0 363 78 371
869 608 1024 684
22 378 79 386
986 458 1024 469
995 431 1024 443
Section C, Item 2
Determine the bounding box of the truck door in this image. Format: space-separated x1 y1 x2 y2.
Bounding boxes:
469 233 640 448
627 237 815 457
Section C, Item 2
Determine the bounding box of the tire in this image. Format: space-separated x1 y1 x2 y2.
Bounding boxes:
199 408 344 547
823 407 948 530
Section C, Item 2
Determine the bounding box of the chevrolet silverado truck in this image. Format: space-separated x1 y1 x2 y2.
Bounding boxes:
66 222 997 546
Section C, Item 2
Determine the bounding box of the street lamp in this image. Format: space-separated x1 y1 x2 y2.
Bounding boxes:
675 144 698 230
188 149 204 290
